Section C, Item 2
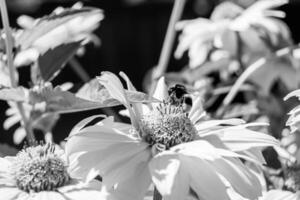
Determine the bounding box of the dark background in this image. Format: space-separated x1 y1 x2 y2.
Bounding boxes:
1 0 300 147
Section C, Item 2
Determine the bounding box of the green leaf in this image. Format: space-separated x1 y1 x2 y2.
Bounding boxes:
248 57 300 95
28 85 120 113
77 78 159 104
0 86 27 102
30 111 60 133
16 7 103 52
36 42 81 82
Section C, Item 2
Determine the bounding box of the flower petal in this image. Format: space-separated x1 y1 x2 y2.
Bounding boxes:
188 96 205 124
0 187 23 200
195 118 245 133
119 71 143 120
217 128 279 151
207 157 262 199
97 71 139 129
103 146 151 188
149 151 231 200
148 152 191 200
107 161 152 200
182 156 230 200
31 191 66 200
153 77 168 102
262 190 299 200
68 114 106 137
64 190 105 200
0 157 12 172
66 120 151 185
97 72 128 105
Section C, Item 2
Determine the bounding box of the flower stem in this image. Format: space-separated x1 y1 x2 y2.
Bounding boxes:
153 187 162 200
221 45 299 108
0 0 35 144
150 0 186 95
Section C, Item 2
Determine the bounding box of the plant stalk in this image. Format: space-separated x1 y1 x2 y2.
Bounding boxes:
0 0 35 144
222 45 299 108
150 0 186 94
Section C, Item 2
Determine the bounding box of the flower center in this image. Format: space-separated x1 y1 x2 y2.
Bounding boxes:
284 164 300 192
140 102 197 150
12 144 70 193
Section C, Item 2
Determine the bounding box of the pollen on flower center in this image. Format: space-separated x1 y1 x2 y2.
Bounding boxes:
140 102 197 150
12 143 70 193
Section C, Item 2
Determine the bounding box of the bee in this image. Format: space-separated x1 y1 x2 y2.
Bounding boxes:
168 84 192 112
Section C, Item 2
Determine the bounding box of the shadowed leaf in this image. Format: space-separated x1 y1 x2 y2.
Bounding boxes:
77 78 159 104
36 42 81 82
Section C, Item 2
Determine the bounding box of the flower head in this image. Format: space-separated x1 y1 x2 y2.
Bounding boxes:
0 143 103 200
66 72 279 200
140 102 196 150
12 143 70 192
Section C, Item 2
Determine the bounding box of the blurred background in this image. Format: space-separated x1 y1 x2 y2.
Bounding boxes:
1 0 300 151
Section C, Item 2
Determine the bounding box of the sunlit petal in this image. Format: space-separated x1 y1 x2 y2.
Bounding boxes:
149 152 191 200
119 71 143 120
195 118 245 135
64 190 105 200
216 128 279 151
0 187 22 200
153 77 168 102
107 162 151 200
103 147 151 188
183 156 230 200
66 119 151 183
207 157 262 199
262 190 299 200
31 191 66 200
97 71 128 105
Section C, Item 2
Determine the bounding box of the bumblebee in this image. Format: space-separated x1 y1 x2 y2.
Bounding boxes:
168 84 192 111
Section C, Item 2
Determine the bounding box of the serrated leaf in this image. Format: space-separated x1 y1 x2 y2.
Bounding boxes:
28 82 158 114
16 7 103 53
36 42 81 82
0 86 27 102
76 78 159 104
28 85 119 114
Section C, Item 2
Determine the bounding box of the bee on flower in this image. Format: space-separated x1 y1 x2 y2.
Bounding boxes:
65 71 279 200
0 143 103 200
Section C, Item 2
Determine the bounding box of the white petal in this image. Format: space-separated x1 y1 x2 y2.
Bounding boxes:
218 128 279 151
195 118 245 134
65 190 105 200
119 71 143 121
68 114 106 137
107 162 151 200
182 156 230 200
97 72 128 106
31 191 66 200
262 190 298 200
0 157 12 172
208 157 262 199
103 147 151 188
149 152 190 200
0 187 22 200
66 122 150 184
153 77 168 102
